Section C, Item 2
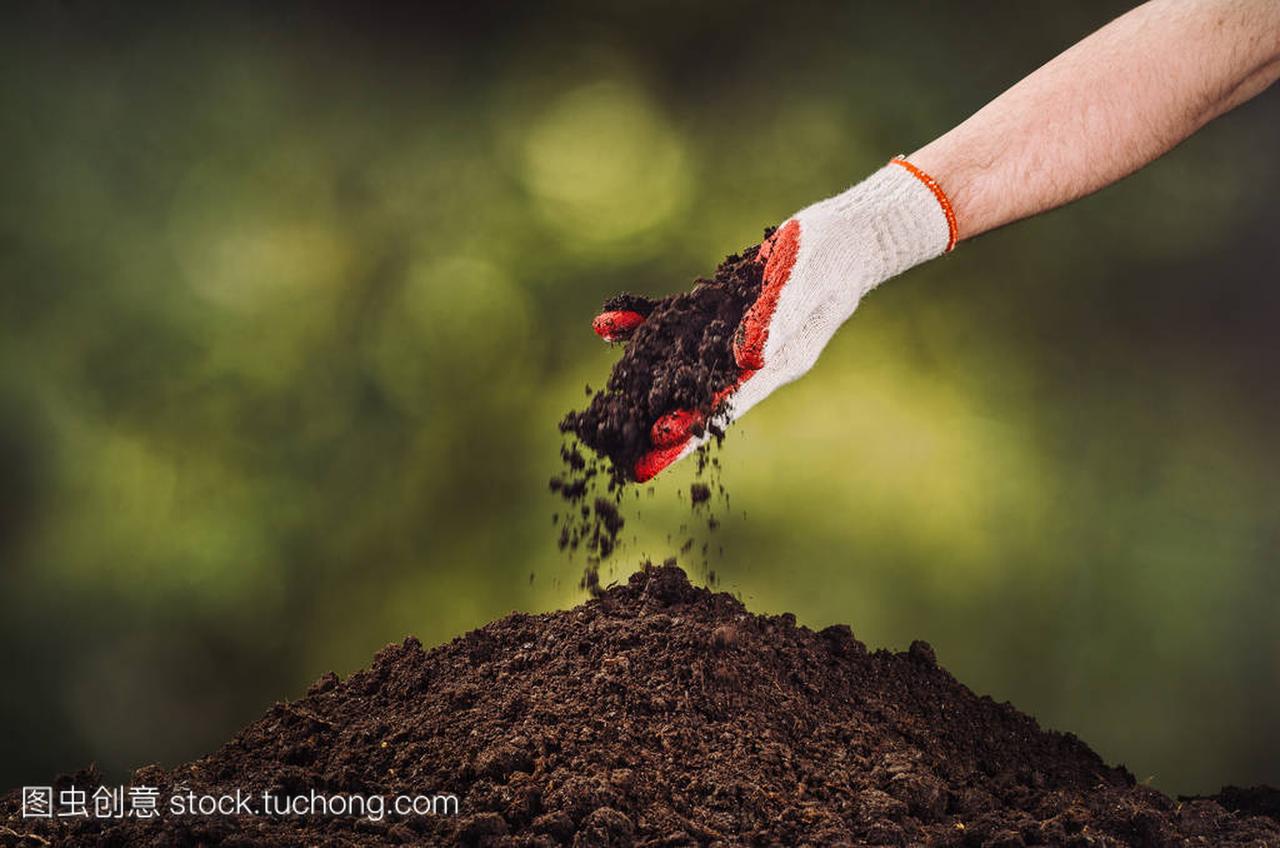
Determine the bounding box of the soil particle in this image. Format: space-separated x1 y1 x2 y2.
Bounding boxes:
5 563 1277 847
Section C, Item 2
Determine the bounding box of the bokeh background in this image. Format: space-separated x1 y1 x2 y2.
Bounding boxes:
2 1 1278 798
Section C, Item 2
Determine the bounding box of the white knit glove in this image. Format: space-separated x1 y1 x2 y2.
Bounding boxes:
595 158 957 481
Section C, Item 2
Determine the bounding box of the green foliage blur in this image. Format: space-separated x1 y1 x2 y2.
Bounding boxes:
2 2 1278 797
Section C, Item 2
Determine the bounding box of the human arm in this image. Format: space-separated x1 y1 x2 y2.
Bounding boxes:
911 0 1280 240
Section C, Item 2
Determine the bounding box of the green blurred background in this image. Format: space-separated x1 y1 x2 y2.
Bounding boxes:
2 1 1278 798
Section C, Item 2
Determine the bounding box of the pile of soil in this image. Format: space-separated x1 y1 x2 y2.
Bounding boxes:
4 563 1277 847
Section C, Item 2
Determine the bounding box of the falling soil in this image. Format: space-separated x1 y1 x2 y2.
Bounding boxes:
550 238 767 583
5 563 1277 847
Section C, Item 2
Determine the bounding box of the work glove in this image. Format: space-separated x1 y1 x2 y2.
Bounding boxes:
593 157 958 481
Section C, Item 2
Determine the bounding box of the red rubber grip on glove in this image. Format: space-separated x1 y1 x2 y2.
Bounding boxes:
734 219 801 371
634 441 691 483
592 310 647 342
635 371 758 481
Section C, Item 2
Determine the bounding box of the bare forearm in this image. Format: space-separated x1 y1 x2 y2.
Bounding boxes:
910 0 1280 241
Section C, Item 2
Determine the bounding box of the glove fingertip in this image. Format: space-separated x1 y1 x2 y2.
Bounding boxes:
592 309 646 342
634 441 691 483
650 408 702 448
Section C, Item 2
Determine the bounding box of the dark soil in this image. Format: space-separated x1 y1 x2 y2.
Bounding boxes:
549 239 766 580
4 563 1277 847
560 238 767 481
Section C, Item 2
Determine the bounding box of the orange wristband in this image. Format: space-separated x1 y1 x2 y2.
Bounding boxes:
889 156 959 253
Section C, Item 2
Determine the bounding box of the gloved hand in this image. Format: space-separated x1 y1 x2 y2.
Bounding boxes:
593 157 958 481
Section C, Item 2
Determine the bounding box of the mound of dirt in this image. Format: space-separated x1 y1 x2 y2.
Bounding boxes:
3 563 1277 847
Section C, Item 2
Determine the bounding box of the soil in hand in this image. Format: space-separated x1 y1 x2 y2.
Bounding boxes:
550 238 766 583
5 563 1277 847
559 238 766 483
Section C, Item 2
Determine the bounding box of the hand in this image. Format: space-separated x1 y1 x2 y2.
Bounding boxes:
594 158 957 481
